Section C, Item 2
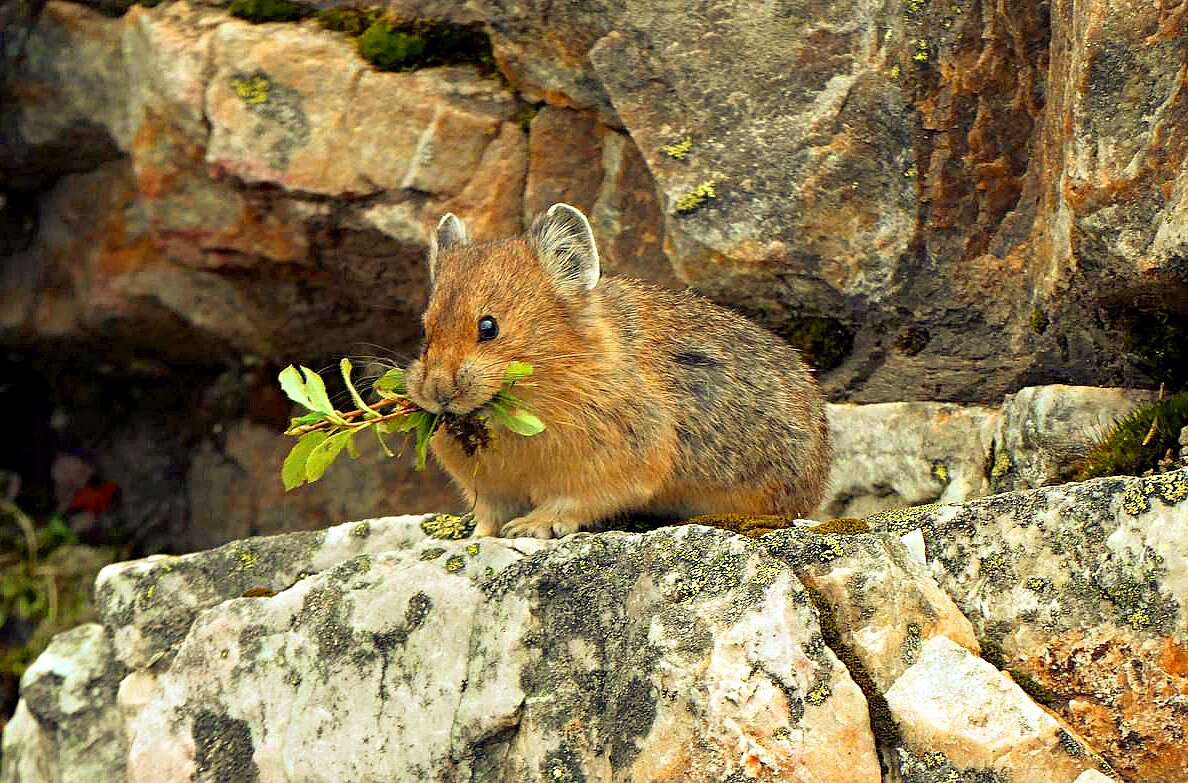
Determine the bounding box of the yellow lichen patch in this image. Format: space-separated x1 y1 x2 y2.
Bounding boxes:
990 445 1012 480
1122 471 1188 516
352 521 370 538
805 682 832 705
903 164 918 179
806 517 870 535
236 548 258 571
864 502 948 535
889 64 901 78
444 554 466 573
682 513 792 538
231 74 271 105
912 39 930 63
931 462 949 483
420 513 475 540
661 136 693 160
674 180 718 214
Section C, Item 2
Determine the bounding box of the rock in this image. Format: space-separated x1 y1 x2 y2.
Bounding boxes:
186 420 461 552
0 624 126 783
761 530 979 694
885 636 1111 783
867 468 1188 782
989 385 1157 492
81 521 880 782
822 401 998 519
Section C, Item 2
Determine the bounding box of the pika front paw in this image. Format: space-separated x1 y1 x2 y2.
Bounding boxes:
500 516 557 540
472 515 502 538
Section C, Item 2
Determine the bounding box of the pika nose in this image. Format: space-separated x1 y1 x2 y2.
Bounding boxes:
424 372 456 410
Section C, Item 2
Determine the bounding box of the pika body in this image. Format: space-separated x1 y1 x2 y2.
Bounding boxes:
405 203 831 539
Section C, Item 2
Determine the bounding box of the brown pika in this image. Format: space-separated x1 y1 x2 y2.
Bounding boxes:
404 203 831 539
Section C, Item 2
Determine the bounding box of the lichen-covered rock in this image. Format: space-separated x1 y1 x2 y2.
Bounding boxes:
885 636 1112 783
823 402 998 518
109 523 879 782
761 530 979 694
989 385 1157 493
867 469 1188 782
0 624 126 783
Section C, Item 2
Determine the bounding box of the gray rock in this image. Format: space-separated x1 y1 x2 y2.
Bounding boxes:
989 385 1157 493
0 624 127 783
866 468 1188 782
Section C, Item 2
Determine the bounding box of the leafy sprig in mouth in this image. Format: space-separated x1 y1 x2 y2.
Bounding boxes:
279 359 544 490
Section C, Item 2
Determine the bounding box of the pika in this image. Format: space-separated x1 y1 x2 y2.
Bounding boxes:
404 203 830 539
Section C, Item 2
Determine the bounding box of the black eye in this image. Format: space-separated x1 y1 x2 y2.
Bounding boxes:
477 315 499 342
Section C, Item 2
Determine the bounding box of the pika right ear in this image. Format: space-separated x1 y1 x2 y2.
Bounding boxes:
528 203 600 296
428 213 468 284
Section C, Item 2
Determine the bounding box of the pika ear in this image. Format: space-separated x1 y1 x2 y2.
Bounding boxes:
528 203 600 294
428 213 468 284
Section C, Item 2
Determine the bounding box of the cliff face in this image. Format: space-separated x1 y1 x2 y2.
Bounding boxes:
2 0 1186 403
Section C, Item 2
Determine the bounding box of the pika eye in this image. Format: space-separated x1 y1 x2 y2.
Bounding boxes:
477 315 499 342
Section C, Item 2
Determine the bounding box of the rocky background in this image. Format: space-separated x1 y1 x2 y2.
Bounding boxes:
1 0 1187 779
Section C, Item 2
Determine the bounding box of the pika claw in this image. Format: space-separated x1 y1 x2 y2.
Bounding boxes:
551 519 583 538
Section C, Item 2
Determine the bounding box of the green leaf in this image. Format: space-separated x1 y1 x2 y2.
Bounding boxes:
488 401 545 437
373 367 407 396
503 361 534 383
378 414 421 435
292 411 329 426
279 365 315 410
374 426 394 457
340 358 380 417
414 413 441 470
300 367 336 415
346 430 361 459
282 431 328 490
305 430 352 483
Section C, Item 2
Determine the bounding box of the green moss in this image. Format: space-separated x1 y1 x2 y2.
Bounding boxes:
673 180 717 214
1076 394 1188 481
1029 306 1049 335
807 517 870 535
515 102 542 132
316 5 385 36
353 17 496 74
228 0 313 23
1006 667 1059 707
359 22 427 70
779 316 855 372
681 513 792 538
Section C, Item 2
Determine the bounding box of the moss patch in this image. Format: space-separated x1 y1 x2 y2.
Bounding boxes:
778 316 854 372
681 513 792 538
348 16 496 74
229 0 313 23
807 517 870 535
1076 394 1188 480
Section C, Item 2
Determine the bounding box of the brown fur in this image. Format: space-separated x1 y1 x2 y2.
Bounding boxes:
404 207 831 538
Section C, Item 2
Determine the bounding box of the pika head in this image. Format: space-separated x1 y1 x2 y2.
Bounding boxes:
404 203 600 416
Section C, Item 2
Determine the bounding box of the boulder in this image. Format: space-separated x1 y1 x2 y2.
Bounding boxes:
867 468 1188 782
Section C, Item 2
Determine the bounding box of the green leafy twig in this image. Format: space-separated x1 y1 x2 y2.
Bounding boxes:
279 359 544 490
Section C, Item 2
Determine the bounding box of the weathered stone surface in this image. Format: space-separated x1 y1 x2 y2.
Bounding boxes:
989 385 1157 493
885 636 1110 783
762 530 978 694
0 624 126 783
32 522 880 782
823 401 998 519
186 420 461 552
867 469 1188 782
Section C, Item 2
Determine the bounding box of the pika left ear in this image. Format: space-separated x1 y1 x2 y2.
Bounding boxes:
429 213 468 285
528 203 600 295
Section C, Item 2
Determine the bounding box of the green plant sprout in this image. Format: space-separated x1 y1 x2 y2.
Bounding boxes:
279 359 544 490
